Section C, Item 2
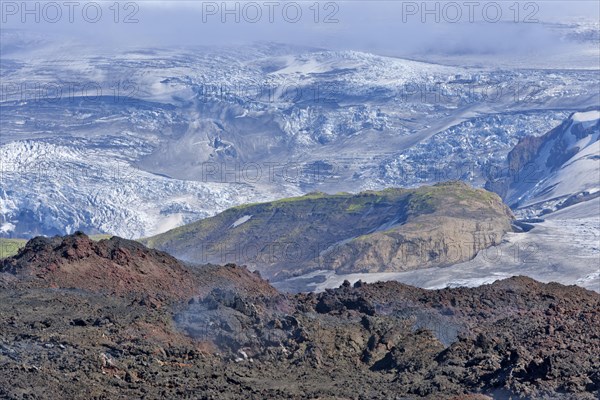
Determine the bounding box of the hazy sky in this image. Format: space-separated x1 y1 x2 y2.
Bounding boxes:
1 1 599 58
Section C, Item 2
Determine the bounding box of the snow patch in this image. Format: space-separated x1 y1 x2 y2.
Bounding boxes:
231 215 252 229
572 110 600 123
153 213 184 235
0 223 16 233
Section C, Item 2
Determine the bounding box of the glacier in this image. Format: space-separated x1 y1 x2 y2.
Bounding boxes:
1 26 599 239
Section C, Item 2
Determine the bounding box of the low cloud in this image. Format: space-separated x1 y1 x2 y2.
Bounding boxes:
1 1 597 59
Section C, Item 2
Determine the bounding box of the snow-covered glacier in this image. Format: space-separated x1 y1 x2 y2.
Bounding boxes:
1 27 599 238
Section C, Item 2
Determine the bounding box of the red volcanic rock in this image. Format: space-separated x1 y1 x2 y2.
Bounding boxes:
1 232 279 303
1 232 200 301
192 263 279 299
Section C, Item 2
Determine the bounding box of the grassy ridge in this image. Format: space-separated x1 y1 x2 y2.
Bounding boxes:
142 182 513 279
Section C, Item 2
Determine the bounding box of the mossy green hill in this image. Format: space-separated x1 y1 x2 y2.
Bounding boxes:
0 239 27 259
142 182 513 280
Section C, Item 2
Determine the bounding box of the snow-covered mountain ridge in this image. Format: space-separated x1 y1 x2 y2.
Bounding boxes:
486 109 599 218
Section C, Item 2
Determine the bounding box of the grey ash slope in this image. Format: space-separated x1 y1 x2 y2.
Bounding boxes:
142 182 513 281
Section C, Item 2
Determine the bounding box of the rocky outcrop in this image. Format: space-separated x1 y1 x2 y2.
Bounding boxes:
0 232 278 302
0 235 597 398
1 260 598 399
330 218 504 273
144 181 513 280
0 232 199 301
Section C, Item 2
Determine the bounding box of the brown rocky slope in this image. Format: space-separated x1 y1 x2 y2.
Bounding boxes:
0 234 598 399
0 232 276 301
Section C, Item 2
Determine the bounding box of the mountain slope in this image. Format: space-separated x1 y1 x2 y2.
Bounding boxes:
0 232 277 300
486 110 600 217
0 232 199 300
1 262 599 398
142 182 513 280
